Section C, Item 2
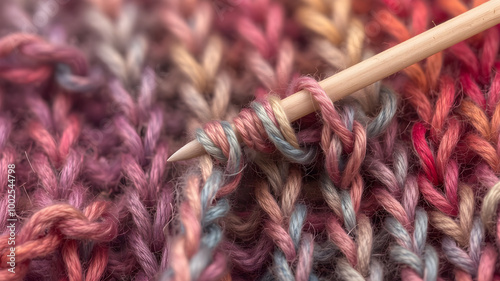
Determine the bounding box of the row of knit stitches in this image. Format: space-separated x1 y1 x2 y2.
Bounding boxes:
246 3 385 278
159 0 233 135
163 1 309 279
236 105 315 279
365 118 438 280
450 2 500 279
106 74 172 280
213 0 295 99
166 122 243 281
368 2 448 280
85 1 146 91
295 77 375 280
84 1 173 279
369 0 499 279
0 7 117 280
254 160 315 281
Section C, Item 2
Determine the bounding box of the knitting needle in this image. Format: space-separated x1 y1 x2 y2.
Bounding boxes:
168 0 500 162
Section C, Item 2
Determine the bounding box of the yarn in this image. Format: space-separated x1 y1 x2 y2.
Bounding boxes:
2 0 500 280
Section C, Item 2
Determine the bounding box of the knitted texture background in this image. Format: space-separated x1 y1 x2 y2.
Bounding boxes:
0 0 499 280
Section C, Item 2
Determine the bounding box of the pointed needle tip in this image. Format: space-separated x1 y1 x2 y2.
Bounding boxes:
167 139 205 162
167 153 179 162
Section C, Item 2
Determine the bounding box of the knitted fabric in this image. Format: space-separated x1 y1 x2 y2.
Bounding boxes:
0 0 499 280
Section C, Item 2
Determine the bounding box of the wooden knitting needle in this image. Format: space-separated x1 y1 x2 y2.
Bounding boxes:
168 0 500 162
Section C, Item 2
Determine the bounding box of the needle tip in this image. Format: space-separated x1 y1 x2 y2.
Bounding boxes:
167 139 206 162
167 150 182 162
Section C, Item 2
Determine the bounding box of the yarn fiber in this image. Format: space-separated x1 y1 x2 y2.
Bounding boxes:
0 0 500 280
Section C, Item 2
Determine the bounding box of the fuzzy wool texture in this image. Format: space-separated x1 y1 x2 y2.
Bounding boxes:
0 0 499 280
